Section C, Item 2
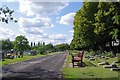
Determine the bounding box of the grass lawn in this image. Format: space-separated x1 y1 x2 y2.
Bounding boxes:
0 52 58 66
62 54 119 80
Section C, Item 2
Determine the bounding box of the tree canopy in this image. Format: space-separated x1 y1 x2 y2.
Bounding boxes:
71 2 120 52
13 35 30 51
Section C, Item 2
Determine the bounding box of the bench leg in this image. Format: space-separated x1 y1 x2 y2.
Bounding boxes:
72 62 74 68
80 61 83 67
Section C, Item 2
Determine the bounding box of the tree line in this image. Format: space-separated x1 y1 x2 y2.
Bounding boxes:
0 35 70 60
70 2 120 54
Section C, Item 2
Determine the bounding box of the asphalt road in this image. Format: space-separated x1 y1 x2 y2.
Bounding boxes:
1 52 68 80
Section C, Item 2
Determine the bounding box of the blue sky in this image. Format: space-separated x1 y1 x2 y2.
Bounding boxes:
0 0 83 45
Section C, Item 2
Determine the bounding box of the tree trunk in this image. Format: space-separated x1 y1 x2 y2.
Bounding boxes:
109 41 112 51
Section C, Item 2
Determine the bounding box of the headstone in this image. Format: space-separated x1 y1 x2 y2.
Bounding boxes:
98 62 109 65
114 61 120 63
95 55 101 58
103 64 117 68
103 65 113 68
105 57 109 59
84 55 91 59
110 63 117 67
89 58 95 61
101 56 105 58
111 68 120 71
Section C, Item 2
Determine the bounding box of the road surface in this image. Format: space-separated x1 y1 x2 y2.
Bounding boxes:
1 52 68 80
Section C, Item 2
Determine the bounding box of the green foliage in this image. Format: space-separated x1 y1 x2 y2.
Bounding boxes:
46 43 54 52
55 43 70 51
13 35 30 51
37 45 47 54
71 2 120 52
1 39 13 50
0 5 17 23
104 51 113 57
71 2 98 49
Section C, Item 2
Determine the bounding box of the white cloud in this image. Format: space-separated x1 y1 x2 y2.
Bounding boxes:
26 33 67 45
18 16 54 35
58 12 75 25
49 34 67 44
17 0 69 45
69 30 74 33
49 34 67 41
19 16 53 28
19 0 68 16
0 27 15 40
3 0 17 2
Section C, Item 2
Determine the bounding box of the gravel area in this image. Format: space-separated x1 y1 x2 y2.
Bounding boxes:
1 52 68 80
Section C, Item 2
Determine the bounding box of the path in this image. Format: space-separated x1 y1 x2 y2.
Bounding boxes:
1 52 68 80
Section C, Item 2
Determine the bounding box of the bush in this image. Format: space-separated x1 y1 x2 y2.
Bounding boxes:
37 46 47 54
89 50 95 56
100 51 113 57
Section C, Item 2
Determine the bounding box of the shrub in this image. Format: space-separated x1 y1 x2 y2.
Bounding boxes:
37 46 47 54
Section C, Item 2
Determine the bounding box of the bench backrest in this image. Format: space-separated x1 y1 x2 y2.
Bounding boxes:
77 51 84 58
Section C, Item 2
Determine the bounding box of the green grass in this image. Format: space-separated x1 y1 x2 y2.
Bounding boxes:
0 52 58 66
62 54 119 80
62 67 118 80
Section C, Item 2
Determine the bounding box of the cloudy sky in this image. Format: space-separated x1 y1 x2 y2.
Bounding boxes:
0 0 82 45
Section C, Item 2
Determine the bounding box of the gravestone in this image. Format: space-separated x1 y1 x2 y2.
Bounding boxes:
111 68 120 71
105 57 109 59
89 58 95 61
98 62 109 65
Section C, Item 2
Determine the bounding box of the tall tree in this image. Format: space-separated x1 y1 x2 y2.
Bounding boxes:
30 42 33 47
71 2 120 52
14 35 30 51
34 42 36 47
46 43 54 52
94 2 120 51
2 38 13 50
71 2 98 50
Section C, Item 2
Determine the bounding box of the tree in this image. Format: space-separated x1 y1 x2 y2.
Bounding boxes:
1 38 13 50
14 35 30 51
71 2 98 50
0 5 17 23
46 43 54 52
55 43 70 51
0 39 13 60
34 42 36 47
30 42 33 47
37 45 46 54
71 2 120 53
94 2 120 52
38 42 40 46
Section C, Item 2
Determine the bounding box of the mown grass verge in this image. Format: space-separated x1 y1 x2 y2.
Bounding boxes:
61 53 119 80
0 52 58 66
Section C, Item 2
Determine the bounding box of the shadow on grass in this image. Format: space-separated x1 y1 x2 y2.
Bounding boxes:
84 61 97 67
76 61 97 67
63 78 118 80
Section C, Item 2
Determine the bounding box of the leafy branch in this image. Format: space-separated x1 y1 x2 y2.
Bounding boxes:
0 5 17 24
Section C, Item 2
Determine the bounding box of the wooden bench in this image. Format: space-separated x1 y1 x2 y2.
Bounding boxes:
71 51 84 67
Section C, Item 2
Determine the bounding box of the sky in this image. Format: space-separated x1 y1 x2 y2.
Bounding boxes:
0 0 83 45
